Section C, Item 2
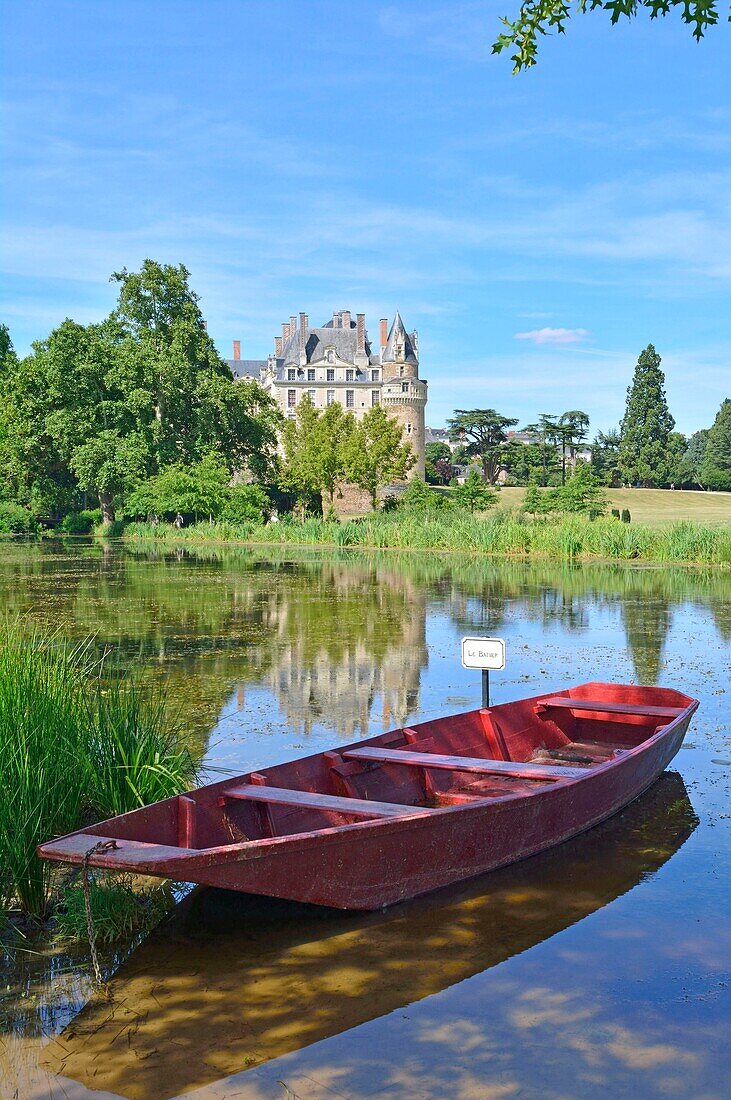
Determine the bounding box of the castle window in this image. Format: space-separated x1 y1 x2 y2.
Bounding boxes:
326 349 335 363
402 382 409 393
346 369 354 382
326 389 335 406
288 369 296 381
406 423 412 434
326 368 335 382
371 390 380 407
307 368 315 381
399 365 404 377
371 369 380 381
307 389 317 404
287 390 296 408
346 390 354 408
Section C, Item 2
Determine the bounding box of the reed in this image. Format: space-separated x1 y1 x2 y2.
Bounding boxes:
124 512 731 566
0 628 91 919
88 679 197 819
0 623 199 921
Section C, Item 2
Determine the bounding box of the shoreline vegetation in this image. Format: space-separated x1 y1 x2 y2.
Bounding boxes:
0 622 198 934
120 512 731 567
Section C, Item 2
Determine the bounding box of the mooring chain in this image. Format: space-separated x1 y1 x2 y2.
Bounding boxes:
81 839 119 988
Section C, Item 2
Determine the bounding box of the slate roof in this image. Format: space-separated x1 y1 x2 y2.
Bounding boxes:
227 359 267 380
281 326 379 369
383 312 417 366
229 312 418 382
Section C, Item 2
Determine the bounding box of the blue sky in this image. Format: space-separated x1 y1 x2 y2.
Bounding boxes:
1 1 730 434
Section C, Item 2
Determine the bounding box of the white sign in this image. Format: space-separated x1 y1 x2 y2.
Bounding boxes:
461 636 506 671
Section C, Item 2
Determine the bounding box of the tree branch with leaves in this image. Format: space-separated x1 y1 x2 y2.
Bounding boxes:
493 1 727 72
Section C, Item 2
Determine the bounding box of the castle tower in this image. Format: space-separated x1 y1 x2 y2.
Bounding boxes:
380 312 427 478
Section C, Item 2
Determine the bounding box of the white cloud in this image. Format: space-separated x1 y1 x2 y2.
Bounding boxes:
514 328 590 346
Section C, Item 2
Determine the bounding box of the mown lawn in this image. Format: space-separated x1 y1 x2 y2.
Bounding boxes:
494 487 731 527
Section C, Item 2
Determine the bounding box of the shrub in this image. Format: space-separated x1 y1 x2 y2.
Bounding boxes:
611 508 620 520
221 484 269 525
453 471 498 513
0 502 39 535
621 509 631 524
400 477 453 514
60 509 102 534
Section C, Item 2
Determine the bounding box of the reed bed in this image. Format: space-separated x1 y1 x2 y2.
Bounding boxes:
0 622 198 922
124 512 731 566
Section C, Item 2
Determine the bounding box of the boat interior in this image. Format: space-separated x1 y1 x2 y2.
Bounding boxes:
80 684 691 852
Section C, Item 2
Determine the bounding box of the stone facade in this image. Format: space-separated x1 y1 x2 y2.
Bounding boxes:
228 310 427 478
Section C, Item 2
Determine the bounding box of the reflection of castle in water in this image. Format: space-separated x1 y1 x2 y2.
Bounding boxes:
237 563 428 737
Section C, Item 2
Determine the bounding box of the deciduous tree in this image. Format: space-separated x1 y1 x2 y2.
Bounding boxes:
701 399 731 491
0 263 280 520
675 428 709 488
493 2 725 73
344 406 415 507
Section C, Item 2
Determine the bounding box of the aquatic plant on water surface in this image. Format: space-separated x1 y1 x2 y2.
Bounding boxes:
0 622 199 923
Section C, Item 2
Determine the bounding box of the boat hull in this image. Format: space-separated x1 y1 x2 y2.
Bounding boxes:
39 683 698 909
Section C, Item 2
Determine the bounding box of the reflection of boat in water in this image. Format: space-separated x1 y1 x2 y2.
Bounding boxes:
43 771 697 1100
39 683 699 908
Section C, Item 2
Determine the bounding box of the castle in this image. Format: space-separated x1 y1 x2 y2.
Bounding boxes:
228 310 427 477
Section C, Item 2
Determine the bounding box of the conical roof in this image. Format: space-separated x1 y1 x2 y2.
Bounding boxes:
383 312 418 364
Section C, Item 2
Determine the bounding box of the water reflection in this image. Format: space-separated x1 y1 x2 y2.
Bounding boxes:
38 772 697 1100
0 542 729 751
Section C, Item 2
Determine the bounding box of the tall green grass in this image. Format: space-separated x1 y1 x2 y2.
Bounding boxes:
125 512 731 565
0 631 91 918
89 679 196 819
0 623 198 921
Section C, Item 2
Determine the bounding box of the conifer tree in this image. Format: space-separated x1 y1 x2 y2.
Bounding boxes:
618 345 675 487
700 399 731 491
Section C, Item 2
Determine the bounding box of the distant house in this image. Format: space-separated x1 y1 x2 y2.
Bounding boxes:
453 462 485 485
425 427 460 454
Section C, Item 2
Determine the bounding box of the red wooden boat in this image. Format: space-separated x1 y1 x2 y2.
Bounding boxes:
38 682 698 910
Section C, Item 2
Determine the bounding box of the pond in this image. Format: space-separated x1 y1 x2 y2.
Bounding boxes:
1 540 729 1099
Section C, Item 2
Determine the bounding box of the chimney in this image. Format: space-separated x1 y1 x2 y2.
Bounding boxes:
380 318 388 350
299 312 308 363
233 340 241 360
282 322 290 345
341 310 351 329
290 315 297 339
332 310 340 328
356 313 366 355
275 336 283 357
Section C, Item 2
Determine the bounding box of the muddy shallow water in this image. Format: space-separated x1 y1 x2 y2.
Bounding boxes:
1 541 729 1099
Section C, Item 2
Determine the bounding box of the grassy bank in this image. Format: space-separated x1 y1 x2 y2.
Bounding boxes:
0 624 198 924
124 512 731 566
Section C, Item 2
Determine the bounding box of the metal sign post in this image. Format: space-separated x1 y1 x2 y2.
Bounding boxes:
461 637 506 711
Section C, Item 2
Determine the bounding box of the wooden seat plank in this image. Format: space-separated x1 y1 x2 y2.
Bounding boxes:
343 746 586 781
536 697 685 718
221 784 434 818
